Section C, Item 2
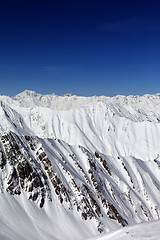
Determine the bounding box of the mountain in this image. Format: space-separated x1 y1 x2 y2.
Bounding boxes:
1 90 160 240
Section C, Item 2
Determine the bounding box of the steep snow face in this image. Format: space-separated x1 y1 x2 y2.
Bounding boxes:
1 98 160 160
1 91 160 240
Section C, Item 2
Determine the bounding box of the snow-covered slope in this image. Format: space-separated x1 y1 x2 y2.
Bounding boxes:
87 219 160 240
1 90 160 239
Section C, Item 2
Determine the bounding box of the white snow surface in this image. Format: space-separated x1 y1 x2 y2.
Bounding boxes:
1 90 160 239
87 220 160 240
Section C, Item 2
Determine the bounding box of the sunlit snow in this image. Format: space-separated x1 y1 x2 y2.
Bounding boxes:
1 90 160 240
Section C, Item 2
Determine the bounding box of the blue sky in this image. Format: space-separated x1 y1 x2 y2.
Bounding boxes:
0 0 160 96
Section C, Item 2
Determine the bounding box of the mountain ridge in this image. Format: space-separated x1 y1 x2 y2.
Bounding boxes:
0 89 160 112
14 90 160 111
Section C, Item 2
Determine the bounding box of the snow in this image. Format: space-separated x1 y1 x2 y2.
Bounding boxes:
1 191 160 240
12 90 160 114
86 220 160 240
0 192 98 240
1 90 160 239
1 96 160 160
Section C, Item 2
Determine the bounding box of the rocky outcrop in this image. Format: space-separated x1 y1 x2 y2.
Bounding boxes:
0 132 51 207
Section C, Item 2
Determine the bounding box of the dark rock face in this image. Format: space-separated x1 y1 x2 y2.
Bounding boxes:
0 132 51 208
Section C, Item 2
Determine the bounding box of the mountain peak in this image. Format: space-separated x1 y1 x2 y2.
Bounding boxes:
15 89 41 97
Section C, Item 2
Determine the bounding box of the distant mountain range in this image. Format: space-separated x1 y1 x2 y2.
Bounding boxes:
0 90 160 240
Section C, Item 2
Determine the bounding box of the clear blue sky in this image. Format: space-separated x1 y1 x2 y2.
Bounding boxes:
0 0 160 96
